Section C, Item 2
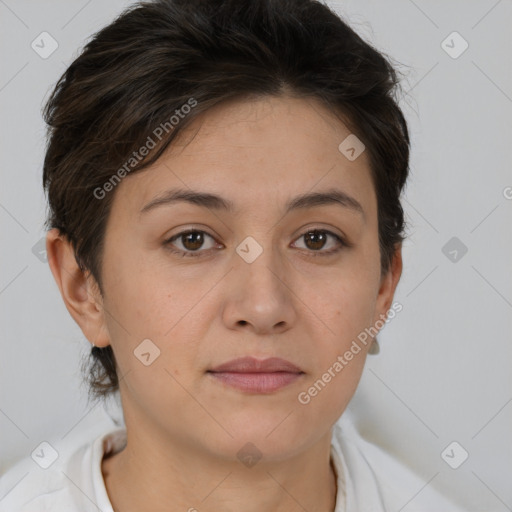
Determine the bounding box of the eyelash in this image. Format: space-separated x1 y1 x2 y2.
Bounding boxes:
163 228 349 258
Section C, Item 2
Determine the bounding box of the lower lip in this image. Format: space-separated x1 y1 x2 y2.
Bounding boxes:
208 371 303 393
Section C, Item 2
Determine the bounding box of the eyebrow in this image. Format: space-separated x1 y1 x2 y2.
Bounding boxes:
140 187 365 220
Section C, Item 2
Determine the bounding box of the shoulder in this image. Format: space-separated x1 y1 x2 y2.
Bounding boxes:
331 413 465 511
0 426 124 512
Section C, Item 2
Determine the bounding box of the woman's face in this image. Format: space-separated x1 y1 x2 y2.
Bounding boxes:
90 95 401 459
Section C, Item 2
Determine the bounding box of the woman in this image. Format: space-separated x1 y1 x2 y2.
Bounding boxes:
0 0 464 510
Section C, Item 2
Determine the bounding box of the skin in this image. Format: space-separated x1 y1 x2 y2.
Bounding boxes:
47 94 402 512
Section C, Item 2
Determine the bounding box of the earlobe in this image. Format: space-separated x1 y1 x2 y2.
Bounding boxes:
46 228 110 348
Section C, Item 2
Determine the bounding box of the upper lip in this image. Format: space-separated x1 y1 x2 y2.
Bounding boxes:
209 357 303 373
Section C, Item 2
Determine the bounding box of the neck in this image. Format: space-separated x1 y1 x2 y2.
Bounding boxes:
102 419 338 512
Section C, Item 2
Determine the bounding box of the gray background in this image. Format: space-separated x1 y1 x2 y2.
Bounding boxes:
1 0 511 510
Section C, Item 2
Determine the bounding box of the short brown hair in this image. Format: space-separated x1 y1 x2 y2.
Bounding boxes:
42 0 410 400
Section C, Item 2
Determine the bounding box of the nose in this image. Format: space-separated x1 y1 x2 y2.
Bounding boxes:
221 239 298 336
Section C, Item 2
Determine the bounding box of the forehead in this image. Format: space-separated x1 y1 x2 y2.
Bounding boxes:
111 95 376 222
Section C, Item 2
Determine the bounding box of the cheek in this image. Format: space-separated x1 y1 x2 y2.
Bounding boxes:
294 234 380 335
295 271 374 411
101 251 215 379
297 270 377 404
102 241 192 332
310 270 378 341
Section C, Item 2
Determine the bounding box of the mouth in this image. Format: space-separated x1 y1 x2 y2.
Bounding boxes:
207 356 305 394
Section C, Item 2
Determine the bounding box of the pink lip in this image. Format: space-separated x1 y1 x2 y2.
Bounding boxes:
208 357 304 393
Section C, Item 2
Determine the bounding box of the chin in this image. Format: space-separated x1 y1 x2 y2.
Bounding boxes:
214 414 316 458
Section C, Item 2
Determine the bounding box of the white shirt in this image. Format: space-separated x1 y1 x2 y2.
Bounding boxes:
0 411 464 511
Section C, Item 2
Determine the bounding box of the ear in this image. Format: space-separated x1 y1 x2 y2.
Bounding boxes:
373 243 403 327
46 228 110 348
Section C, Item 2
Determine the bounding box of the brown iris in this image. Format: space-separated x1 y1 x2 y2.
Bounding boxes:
303 230 327 251
181 231 205 251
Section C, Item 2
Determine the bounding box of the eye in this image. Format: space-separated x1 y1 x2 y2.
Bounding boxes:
163 230 220 257
292 229 347 256
163 227 349 259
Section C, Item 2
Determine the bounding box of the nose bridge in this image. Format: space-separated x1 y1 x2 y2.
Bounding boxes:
234 232 285 296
